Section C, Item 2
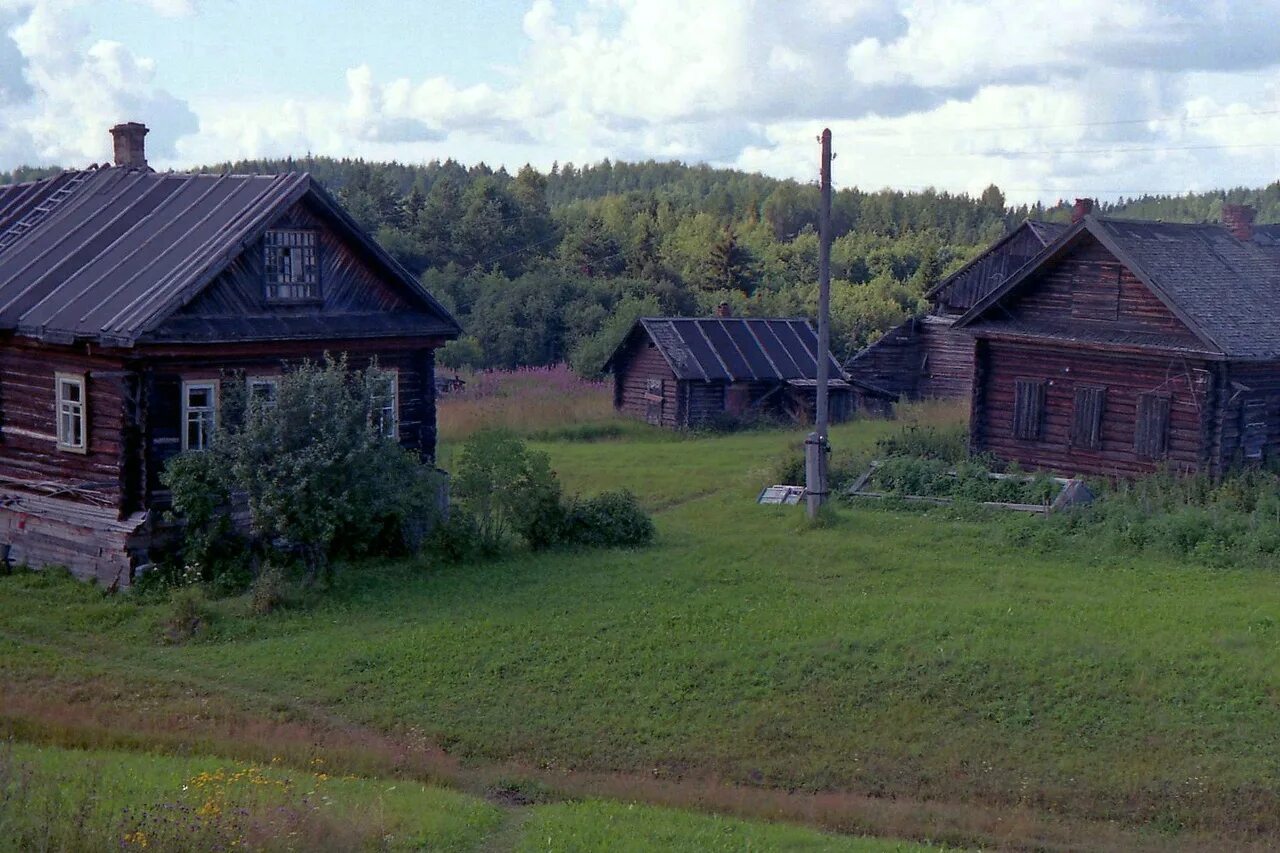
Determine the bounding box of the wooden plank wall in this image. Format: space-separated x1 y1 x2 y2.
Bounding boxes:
971 338 1212 477
0 342 129 508
683 381 726 427
845 318 921 400
613 333 680 428
167 200 416 321
1003 236 1201 344
916 316 974 400
1219 360 1280 472
933 225 1047 314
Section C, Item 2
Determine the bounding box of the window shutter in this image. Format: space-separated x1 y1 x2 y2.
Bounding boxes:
1070 385 1106 449
1012 379 1046 441
1135 393 1171 459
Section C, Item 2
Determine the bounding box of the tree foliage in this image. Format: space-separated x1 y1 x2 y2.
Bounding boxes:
163 357 443 587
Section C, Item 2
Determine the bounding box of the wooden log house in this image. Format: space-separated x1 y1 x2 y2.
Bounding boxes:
846 216 1069 400
955 204 1280 478
0 123 460 584
604 309 894 429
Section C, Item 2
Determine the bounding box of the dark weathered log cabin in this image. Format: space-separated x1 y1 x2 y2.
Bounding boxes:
956 205 1280 478
604 311 893 429
0 123 459 584
846 214 1070 400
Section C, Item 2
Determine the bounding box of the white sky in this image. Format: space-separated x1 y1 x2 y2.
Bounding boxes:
1 0 1279 203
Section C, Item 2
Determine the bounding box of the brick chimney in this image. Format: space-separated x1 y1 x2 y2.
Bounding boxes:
715 300 732 318
1071 198 1094 224
1222 203 1256 241
110 122 149 169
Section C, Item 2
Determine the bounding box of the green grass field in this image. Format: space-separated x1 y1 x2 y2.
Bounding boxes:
3 408 1280 849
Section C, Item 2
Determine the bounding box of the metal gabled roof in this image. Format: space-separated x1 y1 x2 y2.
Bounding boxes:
0 166 459 347
605 316 841 381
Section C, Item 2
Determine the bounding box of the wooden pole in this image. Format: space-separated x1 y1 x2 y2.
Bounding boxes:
807 128 833 520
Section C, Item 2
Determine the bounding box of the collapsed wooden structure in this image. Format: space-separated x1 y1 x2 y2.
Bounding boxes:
0 123 459 584
605 314 893 429
958 204 1280 478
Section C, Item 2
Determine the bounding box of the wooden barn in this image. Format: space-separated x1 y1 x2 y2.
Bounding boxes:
0 123 459 584
847 213 1071 400
604 313 893 429
956 204 1280 478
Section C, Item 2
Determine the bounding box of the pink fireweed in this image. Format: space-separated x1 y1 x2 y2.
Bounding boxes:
437 364 617 443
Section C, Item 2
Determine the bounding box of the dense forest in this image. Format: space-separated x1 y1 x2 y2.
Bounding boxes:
4 157 1278 372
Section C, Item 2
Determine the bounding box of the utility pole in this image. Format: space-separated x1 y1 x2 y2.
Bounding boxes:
806 128 833 520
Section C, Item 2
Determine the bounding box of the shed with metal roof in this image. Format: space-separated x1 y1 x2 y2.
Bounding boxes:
604 315 893 429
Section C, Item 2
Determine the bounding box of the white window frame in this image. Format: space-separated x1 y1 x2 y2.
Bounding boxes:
246 376 279 408
374 369 399 440
55 372 87 453
181 380 219 452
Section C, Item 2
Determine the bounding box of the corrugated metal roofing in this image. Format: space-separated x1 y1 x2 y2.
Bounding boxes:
0 166 459 346
637 317 844 382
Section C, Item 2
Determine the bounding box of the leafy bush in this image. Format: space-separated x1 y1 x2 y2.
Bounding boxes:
162 357 446 587
452 429 563 552
449 432 654 554
250 563 289 616
560 490 655 548
160 587 210 644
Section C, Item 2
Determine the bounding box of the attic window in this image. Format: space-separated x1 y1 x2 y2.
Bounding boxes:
264 230 319 301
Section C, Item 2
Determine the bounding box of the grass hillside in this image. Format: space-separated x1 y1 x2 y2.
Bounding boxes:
3 394 1280 849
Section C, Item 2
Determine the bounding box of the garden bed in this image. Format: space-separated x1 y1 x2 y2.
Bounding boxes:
845 458 1093 515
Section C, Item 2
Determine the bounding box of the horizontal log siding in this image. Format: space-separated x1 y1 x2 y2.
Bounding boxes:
0 343 129 507
916 316 974 400
613 335 680 428
1005 236 1202 345
846 318 921 400
683 380 726 427
972 338 1212 477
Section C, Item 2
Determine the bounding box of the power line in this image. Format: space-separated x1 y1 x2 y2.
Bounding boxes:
856 107 1280 136
861 141 1280 159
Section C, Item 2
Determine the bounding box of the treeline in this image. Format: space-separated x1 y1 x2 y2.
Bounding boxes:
202 156 1034 368
7 154 1280 371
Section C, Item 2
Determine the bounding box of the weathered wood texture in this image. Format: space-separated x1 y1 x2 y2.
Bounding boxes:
933 224 1049 314
971 338 1212 476
167 201 414 320
613 331 680 427
999 235 1200 343
0 494 147 585
0 341 129 507
846 315 974 401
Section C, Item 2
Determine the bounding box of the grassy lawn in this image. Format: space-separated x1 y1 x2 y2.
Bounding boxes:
0 743 935 852
3 406 1280 848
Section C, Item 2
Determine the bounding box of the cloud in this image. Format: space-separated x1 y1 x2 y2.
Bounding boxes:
4 0 1280 204
0 0 197 167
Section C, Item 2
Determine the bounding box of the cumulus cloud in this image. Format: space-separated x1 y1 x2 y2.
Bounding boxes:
4 0 1280 203
0 0 197 167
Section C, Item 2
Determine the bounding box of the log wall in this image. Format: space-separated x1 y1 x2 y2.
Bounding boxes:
1004 236 1201 343
613 331 680 428
0 341 129 508
971 338 1213 477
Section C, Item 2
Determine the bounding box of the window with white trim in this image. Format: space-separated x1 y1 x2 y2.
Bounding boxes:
264 229 319 301
247 376 279 408
55 372 87 453
373 371 398 439
182 381 218 451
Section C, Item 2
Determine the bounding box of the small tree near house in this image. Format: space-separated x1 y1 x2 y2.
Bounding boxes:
163 355 443 587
